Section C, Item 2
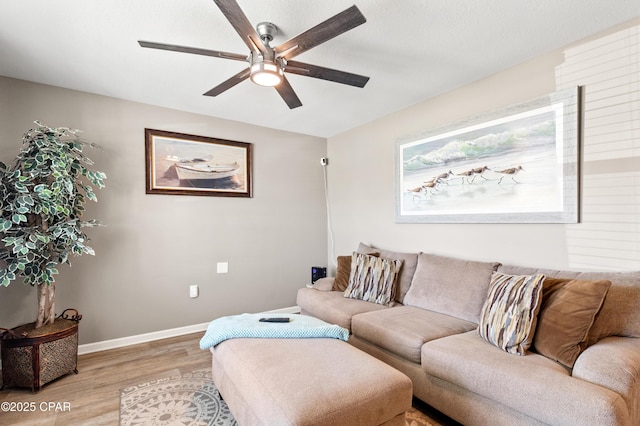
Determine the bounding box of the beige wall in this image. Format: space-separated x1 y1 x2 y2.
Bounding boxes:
0 77 327 343
326 21 640 272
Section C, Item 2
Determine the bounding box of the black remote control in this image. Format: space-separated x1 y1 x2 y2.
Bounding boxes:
259 317 291 323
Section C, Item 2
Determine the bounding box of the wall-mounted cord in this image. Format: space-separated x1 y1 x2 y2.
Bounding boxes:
321 158 337 269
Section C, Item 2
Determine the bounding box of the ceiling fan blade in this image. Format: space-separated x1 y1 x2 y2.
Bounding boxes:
285 60 369 88
275 5 366 60
138 41 247 62
213 0 267 55
203 68 250 97
275 77 302 109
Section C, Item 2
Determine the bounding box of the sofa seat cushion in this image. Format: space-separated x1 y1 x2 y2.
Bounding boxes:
421 331 630 426
351 306 476 364
573 336 640 426
296 288 388 331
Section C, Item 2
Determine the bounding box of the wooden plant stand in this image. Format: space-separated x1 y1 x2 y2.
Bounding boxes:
1 309 82 393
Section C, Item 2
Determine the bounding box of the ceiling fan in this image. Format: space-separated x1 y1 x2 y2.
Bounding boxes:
138 0 369 109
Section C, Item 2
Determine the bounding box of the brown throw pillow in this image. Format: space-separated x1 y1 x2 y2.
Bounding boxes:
533 277 611 368
333 256 352 291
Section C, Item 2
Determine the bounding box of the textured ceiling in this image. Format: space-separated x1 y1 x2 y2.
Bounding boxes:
0 1 638 137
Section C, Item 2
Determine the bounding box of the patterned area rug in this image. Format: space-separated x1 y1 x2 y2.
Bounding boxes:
120 369 236 426
120 369 438 426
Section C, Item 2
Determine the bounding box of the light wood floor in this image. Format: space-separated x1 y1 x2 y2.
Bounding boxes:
0 332 211 425
0 332 458 426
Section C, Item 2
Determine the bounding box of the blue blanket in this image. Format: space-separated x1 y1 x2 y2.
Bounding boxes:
199 313 349 350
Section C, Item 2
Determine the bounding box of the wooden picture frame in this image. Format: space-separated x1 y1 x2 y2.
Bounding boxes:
395 87 582 223
145 129 252 197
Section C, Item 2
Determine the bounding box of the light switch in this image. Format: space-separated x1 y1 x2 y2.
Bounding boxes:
189 285 198 298
217 262 229 274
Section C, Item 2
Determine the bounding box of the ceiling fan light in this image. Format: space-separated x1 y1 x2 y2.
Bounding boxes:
250 61 283 87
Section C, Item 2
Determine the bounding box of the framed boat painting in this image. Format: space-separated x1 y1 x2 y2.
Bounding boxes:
395 87 582 223
145 129 252 197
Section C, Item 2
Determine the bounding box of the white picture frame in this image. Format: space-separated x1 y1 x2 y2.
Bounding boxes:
395 87 582 223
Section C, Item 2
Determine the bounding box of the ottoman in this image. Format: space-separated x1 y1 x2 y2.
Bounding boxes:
210 338 413 425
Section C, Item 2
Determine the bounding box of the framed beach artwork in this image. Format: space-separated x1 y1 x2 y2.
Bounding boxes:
145 129 252 197
395 87 582 223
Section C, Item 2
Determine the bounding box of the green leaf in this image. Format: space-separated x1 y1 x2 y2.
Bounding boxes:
0 219 11 232
36 234 50 243
11 214 25 224
14 182 27 193
2 236 17 245
21 195 35 205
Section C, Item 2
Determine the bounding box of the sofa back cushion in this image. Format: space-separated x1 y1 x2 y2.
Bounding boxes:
358 243 419 303
498 265 640 345
403 253 501 323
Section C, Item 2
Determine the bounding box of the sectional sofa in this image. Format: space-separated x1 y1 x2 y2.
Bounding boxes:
296 243 640 426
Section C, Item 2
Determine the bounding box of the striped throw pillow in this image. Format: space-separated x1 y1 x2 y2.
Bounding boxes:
344 252 403 306
478 273 546 355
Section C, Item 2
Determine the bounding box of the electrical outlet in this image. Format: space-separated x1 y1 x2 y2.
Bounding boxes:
217 262 228 274
320 157 328 166
189 285 198 298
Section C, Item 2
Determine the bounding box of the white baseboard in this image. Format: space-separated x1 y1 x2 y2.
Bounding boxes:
77 305 301 355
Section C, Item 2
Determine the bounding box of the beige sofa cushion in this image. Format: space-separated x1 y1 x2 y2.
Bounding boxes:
403 253 500 323
573 337 640 423
421 331 630 426
498 265 640 344
296 288 388 331
351 306 476 364
311 277 334 291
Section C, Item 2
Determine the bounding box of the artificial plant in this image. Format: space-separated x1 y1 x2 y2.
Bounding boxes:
0 121 106 328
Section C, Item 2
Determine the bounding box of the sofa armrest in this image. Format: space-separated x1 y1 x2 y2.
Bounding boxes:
310 277 335 291
572 336 640 419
